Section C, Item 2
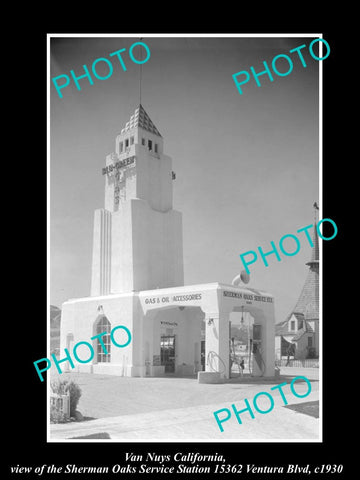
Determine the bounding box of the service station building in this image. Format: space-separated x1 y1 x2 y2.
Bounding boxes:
60 105 275 380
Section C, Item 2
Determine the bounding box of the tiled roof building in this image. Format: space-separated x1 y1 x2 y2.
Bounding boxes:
275 208 320 360
293 222 319 321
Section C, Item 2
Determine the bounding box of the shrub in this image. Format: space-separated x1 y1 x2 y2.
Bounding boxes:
51 379 82 417
66 380 82 417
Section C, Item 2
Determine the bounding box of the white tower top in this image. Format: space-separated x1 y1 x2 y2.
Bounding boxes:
103 104 170 212
91 104 184 295
120 104 162 137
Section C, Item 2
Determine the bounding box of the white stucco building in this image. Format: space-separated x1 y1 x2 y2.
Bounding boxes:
60 104 276 379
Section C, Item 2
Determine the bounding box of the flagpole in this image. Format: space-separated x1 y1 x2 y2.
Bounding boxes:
139 37 142 105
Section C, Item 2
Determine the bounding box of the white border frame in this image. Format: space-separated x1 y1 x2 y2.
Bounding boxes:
46 32 323 444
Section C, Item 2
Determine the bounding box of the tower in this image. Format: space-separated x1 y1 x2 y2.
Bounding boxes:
90 104 184 296
292 205 319 321
275 204 320 359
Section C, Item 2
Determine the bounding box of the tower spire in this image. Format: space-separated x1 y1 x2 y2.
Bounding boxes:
291 202 320 320
307 202 319 267
313 201 319 223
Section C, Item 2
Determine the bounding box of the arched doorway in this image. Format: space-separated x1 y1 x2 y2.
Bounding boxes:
229 304 272 377
142 305 205 376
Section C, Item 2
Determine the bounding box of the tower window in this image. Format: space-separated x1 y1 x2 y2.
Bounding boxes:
141 138 145 146
95 316 111 363
119 142 123 153
125 138 129 148
148 139 152 151
130 136 134 145
154 143 158 153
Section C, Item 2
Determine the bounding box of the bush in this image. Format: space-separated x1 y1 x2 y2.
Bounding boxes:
51 379 82 417
66 380 82 417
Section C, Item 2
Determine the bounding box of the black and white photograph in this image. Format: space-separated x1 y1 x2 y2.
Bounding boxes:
48 34 322 444
6 28 350 479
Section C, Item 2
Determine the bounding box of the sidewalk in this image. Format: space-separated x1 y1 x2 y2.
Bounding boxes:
50 397 319 441
49 367 320 441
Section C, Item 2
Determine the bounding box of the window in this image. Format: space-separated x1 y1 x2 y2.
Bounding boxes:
154 143 158 153
119 142 123 153
148 139 152 151
125 138 129 148
308 337 313 347
142 138 145 146
290 320 296 331
96 316 111 363
298 320 303 330
130 136 134 145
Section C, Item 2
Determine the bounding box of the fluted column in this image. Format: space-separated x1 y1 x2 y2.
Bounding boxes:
91 208 112 296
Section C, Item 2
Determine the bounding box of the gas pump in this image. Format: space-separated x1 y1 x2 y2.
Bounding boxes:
252 324 262 353
252 324 265 376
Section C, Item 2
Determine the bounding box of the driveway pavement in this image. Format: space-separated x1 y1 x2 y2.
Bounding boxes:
49 367 320 441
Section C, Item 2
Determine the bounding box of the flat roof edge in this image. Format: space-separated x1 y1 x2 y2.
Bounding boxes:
61 282 273 306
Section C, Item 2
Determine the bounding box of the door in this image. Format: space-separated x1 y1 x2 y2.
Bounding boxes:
160 335 176 373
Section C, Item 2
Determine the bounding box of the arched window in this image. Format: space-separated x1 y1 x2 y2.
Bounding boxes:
96 316 111 363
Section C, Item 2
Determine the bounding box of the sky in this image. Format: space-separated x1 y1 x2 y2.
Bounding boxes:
49 34 321 324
